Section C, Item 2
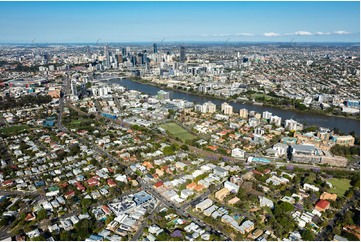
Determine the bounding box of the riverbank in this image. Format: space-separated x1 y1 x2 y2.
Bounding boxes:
128 77 360 121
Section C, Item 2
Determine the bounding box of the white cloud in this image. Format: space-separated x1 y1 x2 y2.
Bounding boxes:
235 33 254 36
264 32 280 37
334 30 351 35
294 31 313 36
315 32 331 35
212 33 230 37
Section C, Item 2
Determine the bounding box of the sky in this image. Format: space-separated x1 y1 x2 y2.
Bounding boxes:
0 1 359 43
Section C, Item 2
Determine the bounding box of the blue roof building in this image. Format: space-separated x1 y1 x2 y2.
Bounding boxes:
133 191 153 206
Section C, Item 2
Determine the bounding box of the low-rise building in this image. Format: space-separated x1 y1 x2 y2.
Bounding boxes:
259 196 274 209
215 188 230 201
224 181 240 193
195 198 213 212
315 199 330 212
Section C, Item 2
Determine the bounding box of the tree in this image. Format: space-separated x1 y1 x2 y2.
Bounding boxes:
31 236 45 241
81 198 92 207
274 202 294 216
86 82 92 89
163 146 175 155
74 219 92 240
69 144 80 156
342 210 355 226
180 144 189 151
332 226 341 235
60 231 69 241
0 217 10 226
37 209 47 221
301 229 314 241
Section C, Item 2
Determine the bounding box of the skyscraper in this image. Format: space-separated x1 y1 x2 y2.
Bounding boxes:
116 54 123 63
86 45 91 57
180 46 186 62
104 45 110 67
122 47 127 57
153 43 158 54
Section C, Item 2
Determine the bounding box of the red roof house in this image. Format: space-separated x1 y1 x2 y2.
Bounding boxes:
315 199 330 212
107 179 117 188
87 177 100 187
25 213 36 221
64 190 75 199
101 205 111 215
2 180 14 187
75 182 85 191
153 181 164 189
252 170 263 176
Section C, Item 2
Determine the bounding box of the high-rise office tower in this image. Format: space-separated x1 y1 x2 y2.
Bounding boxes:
153 43 158 54
116 54 123 63
122 47 127 57
180 46 186 62
86 45 91 57
104 45 110 67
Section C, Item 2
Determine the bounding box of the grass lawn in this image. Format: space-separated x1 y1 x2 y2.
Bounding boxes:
70 120 82 125
160 122 195 142
250 93 274 101
0 125 29 135
327 178 351 197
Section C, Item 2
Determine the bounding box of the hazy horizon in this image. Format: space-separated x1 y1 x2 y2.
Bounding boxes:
0 1 359 43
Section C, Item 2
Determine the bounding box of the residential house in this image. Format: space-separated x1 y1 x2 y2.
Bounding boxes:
215 188 230 201
228 197 240 205
303 183 320 192
224 181 240 193
315 199 330 212
213 166 228 177
195 199 213 212
259 196 274 209
320 192 337 201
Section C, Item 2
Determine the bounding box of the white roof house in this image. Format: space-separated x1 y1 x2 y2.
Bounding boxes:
303 183 319 192
195 198 213 212
224 181 240 193
259 196 274 209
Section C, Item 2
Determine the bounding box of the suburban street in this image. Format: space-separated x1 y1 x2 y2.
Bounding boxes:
315 190 360 240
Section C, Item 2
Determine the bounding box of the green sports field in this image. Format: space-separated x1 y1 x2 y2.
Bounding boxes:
160 122 195 142
327 178 351 197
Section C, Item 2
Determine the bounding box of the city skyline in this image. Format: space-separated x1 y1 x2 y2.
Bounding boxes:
0 1 359 43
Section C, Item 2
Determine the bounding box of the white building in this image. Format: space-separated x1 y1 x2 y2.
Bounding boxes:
303 183 319 192
259 196 274 209
195 198 213 212
273 143 289 157
270 115 282 127
285 119 303 131
202 101 217 113
239 108 248 118
262 111 272 119
231 148 245 158
221 102 233 115
249 118 259 127
224 181 240 193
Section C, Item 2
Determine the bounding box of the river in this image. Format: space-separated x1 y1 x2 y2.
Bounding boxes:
107 78 360 135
